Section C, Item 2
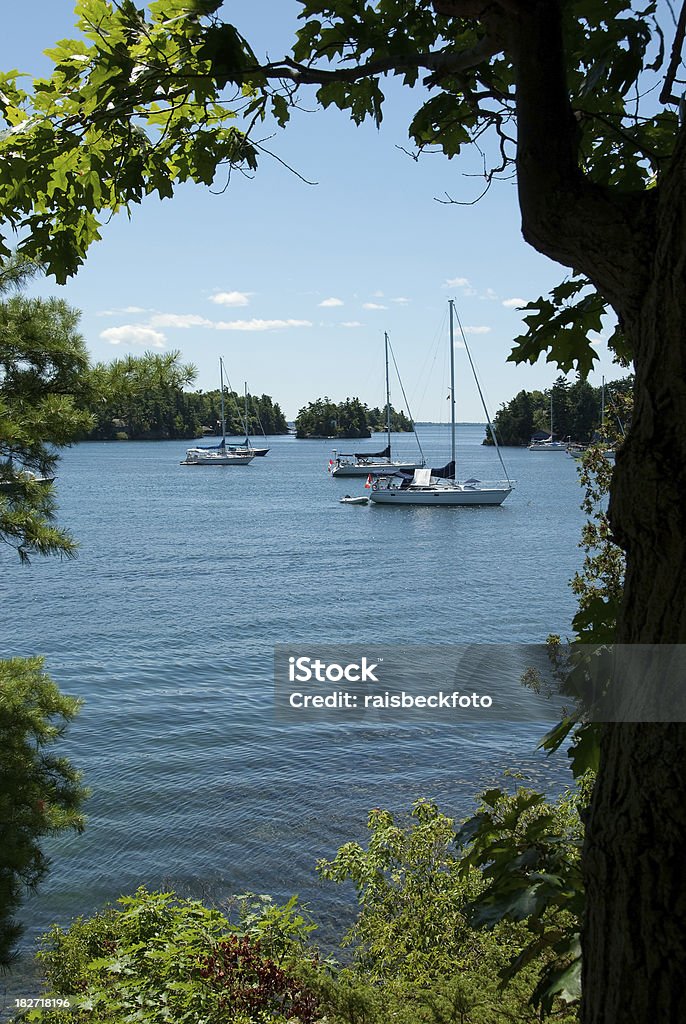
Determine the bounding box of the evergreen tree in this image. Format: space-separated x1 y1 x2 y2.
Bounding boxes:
0 658 87 968
0 258 93 562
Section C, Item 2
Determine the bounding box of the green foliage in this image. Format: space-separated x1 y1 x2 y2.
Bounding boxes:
0 657 86 969
0 267 94 561
317 798 578 1022
81 354 289 440
490 376 630 447
295 396 370 439
509 278 631 374
32 888 320 1023
26 796 585 1023
456 781 591 1015
570 445 625 645
295 397 410 438
85 350 197 441
365 404 413 432
0 0 259 282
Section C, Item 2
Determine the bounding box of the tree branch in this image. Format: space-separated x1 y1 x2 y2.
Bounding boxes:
512 0 655 325
660 0 686 104
251 38 502 89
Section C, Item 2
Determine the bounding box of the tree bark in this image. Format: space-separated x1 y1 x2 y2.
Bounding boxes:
507 2 686 1019
580 126 686 1024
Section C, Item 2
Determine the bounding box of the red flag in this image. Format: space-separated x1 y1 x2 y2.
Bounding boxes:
365 474 372 489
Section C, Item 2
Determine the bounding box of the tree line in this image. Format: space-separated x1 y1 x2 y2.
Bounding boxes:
489 375 633 446
295 397 413 439
86 352 289 441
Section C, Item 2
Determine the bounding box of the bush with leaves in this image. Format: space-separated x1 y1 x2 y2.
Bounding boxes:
0 657 86 969
31 888 320 1023
317 797 579 1023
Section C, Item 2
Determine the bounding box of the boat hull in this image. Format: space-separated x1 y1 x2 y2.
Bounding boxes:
340 496 369 505
369 485 512 506
181 452 254 465
229 446 269 457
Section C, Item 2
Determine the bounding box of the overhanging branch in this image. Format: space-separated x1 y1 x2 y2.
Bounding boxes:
250 37 502 88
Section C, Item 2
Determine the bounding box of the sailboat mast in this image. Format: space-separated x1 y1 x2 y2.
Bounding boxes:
550 393 554 440
384 331 392 456
219 358 227 444
244 381 250 441
449 300 456 466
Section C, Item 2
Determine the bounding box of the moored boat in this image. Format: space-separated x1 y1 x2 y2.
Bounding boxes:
329 332 424 477
180 360 255 466
368 301 513 507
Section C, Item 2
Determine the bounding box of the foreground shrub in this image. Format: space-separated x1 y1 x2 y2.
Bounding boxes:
22 784 585 1023
30 888 318 1023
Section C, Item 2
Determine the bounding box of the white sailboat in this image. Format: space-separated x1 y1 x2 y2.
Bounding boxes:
328 332 425 477
225 383 270 457
368 301 513 506
528 395 568 451
180 360 255 466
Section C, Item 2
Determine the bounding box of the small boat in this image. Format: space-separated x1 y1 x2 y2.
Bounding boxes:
0 464 55 489
368 301 513 507
329 333 424 477
181 447 253 466
528 395 568 451
339 494 369 505
528 437 568 452
180 360 255 466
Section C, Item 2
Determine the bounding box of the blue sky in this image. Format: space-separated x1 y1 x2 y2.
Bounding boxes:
1 1 623 421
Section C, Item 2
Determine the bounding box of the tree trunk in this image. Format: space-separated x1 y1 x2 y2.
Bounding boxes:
581 126 686 1023
507 2 686 1018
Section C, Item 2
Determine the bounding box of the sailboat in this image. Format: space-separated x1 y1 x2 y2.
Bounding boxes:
567 378 617 461
180 360 255 466
368 301 513 506
328 332 425 477
225 383 270 457
527 394 568 451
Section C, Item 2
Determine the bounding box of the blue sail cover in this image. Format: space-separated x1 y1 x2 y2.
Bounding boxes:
430 460 455 480
196 438 227 450
353 444 391 460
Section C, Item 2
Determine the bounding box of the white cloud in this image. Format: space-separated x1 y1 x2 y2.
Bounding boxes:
362 302 387 310
210 291 250 307
149 313 213 328
100 325 166 348
463 325 492 335
372 290 385 298
502 297 527 309
214 318 313 331
392 297 410 305
482 288 499 301
341 321 363 328
319 297 344 307
445 276 477 296
97 306 148 317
